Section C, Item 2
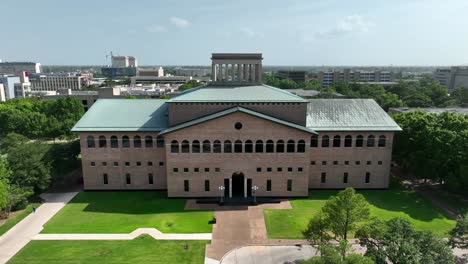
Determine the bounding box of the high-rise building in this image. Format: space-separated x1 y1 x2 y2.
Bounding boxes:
434 66 468 92
111 56 138 68
276 70 307 83
28 72 91 93
318 69 392 88
0 61 41 75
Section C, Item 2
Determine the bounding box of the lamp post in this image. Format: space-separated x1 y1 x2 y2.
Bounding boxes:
251 185 259 205
218 185 225 205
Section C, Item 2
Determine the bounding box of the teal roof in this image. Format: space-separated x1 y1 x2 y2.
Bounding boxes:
160 106 317 135
71 99 168 132
168 84 309 103
307 99 402 131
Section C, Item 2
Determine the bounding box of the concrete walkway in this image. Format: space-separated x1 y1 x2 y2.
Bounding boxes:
220 245 318 264
0 192 78 264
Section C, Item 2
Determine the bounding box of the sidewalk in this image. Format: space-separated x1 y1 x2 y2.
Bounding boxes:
0 192 78 264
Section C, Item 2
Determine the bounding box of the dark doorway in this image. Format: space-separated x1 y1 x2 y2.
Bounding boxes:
247 178 252 197
231 172 245 197
224 178 230 197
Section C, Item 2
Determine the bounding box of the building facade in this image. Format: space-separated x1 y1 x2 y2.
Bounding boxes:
0 61 41 74
73 53 401 198
318 69 392 88
28 72 91 92
276 70 307 83
434 66 468 92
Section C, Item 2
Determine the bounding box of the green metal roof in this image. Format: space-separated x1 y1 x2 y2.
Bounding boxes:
307 99 402 131
168 84 309 103
71 99 168 132
160 106 317 135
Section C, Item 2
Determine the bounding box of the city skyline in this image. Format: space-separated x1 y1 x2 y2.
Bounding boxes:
1 0 468 66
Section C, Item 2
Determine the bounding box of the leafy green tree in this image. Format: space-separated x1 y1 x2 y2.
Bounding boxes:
449 213 468 249
0 155 11 212
450 87 468 107
178 80 202 91
303 211 332 246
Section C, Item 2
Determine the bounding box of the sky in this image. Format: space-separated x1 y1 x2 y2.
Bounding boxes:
1 0 468 66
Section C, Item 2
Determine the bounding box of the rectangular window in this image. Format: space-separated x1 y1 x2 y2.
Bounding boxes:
298 167 303 172
137 162 142 167
288 167 293 172
344 161 349 165
321 172 326 183
287 179 292 191
184 168 189 172
343 172 348 183
378 161 383 165
333 161 338 166
322 161 327 165
311 161 316 165
204 180 210 192
102 162 107 166
355 161 361 165
277 167 282 172
365 172 370 183
159 161 164 167
103 173 108 184
173 168 179 173
147 161 153 167
194 167 199 172
148 173 154 184
367 161 372 165
215 168 220 172
113 162 119 167
184 180 189 192
266 180 272 191
257 167 262 172
126 173 131 184
90 162 96 167
205 168 210 172
125 162 130 167
267 167 272 172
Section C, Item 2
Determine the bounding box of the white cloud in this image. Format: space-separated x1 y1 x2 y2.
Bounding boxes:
170 16 190 28
314 14 373 38
145 25 167 33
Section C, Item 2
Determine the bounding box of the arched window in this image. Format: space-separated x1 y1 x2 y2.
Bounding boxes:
98 136 106 148
224 140 232 153
297 140 306 152
87 136 95 148
156 135 164 148
134 136 141 148
378 135 386 147
367 135 375 147
181 140 190 153
255 140 264 153
310 135 318 148
276 140 285 152
322 135 329 148
235 140 243 153
356 135 363 147
145 136 153 148
266 140 274 153
333 135 341 147
213 140 222 153
171 140 179 153
245 140 253 153
203 140 211 153
344 135 352 147
287 140 295 153
122 136 130 148
110 135 118 148
192 140 201 153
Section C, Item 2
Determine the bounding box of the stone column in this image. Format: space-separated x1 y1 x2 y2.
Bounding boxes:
243 64 247 82
244 177 247 198
258 63 263 83
231 64 235 81
255 64 260 83
229 178 232 198
212 63 217 81
249 64 253 81
239 64 243 81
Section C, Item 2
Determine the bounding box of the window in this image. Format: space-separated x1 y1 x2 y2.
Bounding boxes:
113 161 119 167
148 161 153 166
203 140 211 153
276 140 285 152
184 168 189 172
90 162 96 167
287 179 292 191
367 135 375 147
297 140 306 152
365 172 370 183
87 136 95 148
267 180 272 191
192 140 200 153
298 167 303 172
257 167 262 172
343 172 348 183
213 140 222 153
205 168 210 172
344 161 349 165
255 140 264 153
215 168 220 172
156 135 164 148
145 136 153 148
333 161 338 166
322 135 330 147
287 140 295 153
378 161 383 165
204 180 210 191
111 136 118 148
224 140 232 153
310 135 318 147
234 122 243 130
234 140 243 153
322 161 327 165
355 161 361 165
288 167 293 172
267 167 272 172
184 180 189 192
171 140 179 153
102 162 107 166
194 168 199 172
134 136 141 148
311 161 316 165
136 162 141 167
344 135 352 147
277 167 283 172
181 140 190 153
356 135 363 147
378 135 386 147
245 140 253 153
367 161 372 165
321 172 326 183
103 173 108 184
148 173 154 184
159 161 164 167
99 136 107 148
333 136 341 147
173 168 179 172
126 173 131 184
125 162 130 167
122 136 130 148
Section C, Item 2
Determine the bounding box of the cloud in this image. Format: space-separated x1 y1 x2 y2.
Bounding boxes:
239 27 263 38
314 14 373 39
170 16 189 28
145 25 167 33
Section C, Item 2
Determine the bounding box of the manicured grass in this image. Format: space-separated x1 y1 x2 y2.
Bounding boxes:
41 192 213 233
264 188 456 239
0 203 41 236
8 235 208 264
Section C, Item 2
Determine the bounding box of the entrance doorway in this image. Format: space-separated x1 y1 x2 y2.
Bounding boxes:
231 172 245 197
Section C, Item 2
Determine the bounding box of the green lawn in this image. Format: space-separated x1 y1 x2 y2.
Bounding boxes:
8 235 208 264
41 192 213 234
264 188 456 239
0 203 41 236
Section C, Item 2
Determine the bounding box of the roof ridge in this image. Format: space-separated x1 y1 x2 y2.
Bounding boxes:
262 84 309 101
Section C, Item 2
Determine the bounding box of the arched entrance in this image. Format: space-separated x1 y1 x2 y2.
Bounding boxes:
231 172 245 197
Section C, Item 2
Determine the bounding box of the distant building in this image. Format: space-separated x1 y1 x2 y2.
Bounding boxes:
174 67 211 76
130 76 192 85
433 66 468 92
388 107 468 115
28 72 91 93
318 69 392 88
276 70 307 83
0 75 21 99
0 84 5 102
0 61 41 74
101 67 137 78
137 67 164 77
112 56 138 68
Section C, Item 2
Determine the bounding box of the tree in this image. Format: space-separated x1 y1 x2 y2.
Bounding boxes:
303 211 332 246
178 80 202 91
449 213 468 249
0 155 11 212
